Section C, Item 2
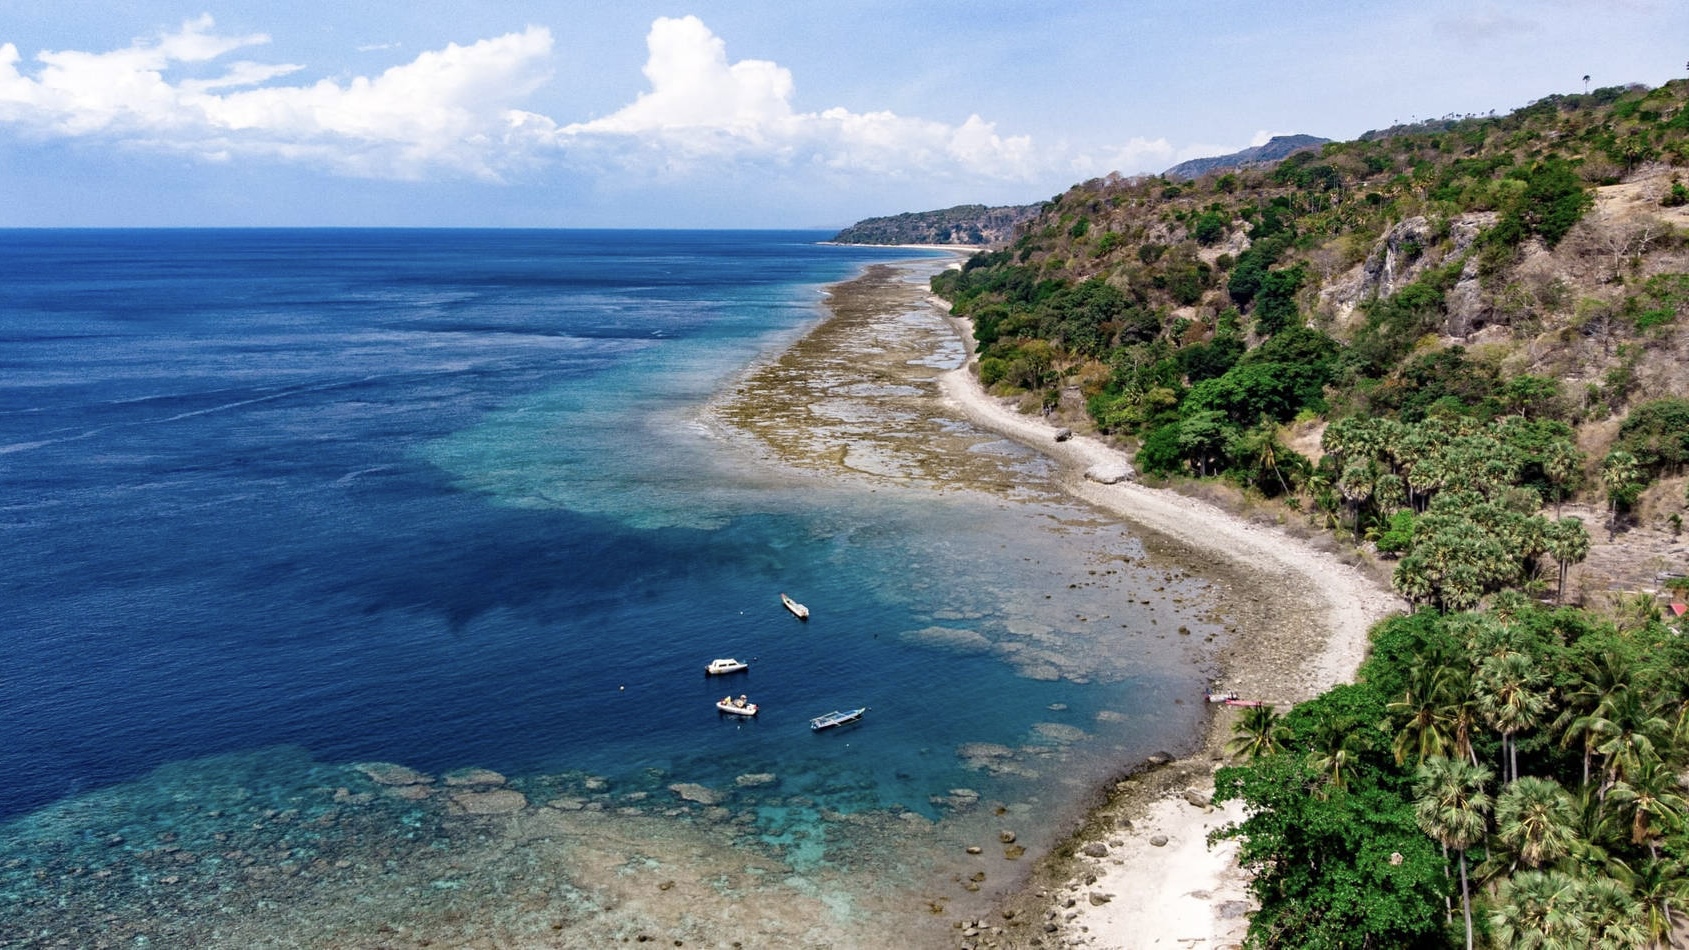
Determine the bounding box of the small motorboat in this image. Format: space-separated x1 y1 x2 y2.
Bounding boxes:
809 707 865 731
781 592 810 620
717 694 758 716
705 658 749 675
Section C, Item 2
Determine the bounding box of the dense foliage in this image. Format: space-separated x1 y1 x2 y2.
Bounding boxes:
1215 599 1689 949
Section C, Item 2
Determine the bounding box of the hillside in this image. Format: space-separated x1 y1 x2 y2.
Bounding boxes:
934 80 1689 603
1162 133 1331 181
830 203 1040 246
935 80 1689 950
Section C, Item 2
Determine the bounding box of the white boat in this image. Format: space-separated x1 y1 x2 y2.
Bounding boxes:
705 658 749 675
717 695 758 716
780 592 810 620
809 708 865 731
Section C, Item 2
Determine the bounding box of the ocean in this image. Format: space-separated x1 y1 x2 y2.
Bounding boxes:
0 230 1218 946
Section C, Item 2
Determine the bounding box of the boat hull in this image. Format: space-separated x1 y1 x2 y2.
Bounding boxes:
705 659 748 675
809 708 865 731
716 700 757 716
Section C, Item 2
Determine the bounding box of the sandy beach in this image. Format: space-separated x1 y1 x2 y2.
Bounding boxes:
927 296 1404 949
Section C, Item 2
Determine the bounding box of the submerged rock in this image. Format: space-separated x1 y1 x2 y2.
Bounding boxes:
351 762 432 786
450 789 528 815
444 767 507 787
668 783 725 806
735 773 777 788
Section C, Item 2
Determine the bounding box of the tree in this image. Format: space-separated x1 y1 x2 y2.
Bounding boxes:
1600 448 1642 535
1415 756 1493 950
1226 704 1289 760
1542 517 1591 604
1489 776 1580 874
1213 754 1448 948
1389 657 1461 766
1474 651 1550 782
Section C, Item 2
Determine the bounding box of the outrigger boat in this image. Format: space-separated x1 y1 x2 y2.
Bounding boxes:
717 694 758 716
705 658 749 675
780 593 810 620
809 707 865 731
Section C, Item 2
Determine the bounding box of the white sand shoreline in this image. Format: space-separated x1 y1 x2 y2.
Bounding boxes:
930 301 1404 948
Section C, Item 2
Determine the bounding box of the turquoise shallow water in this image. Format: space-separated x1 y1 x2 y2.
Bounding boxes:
0 230 1218 944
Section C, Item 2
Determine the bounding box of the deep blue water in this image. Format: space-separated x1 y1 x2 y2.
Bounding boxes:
0 230 1209 840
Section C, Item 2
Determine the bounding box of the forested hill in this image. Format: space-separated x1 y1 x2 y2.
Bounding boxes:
1162 133 1331 181
829 203 1040 245
938 79 1689 950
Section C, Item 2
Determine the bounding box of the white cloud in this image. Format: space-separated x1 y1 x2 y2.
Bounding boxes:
555 16 1045 182
0 16 555 180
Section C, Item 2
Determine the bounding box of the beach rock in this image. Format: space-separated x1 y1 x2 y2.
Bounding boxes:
735 772 777 788
1149 834 1169 847
1145 751 1175 766
450 789 528 815
1183 789 1213 810
1218 900 1252 919
669 783 725 806
1083 462 1133 485
1088 891 1113 905
966 846 983 855
1082 843 1109 858
444 767 507 787
352 762 432 786
548 797 586 811
1053 428 1072 442
999 830 1017 844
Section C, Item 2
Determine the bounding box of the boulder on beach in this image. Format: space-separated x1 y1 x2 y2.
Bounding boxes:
1084 462 1133 485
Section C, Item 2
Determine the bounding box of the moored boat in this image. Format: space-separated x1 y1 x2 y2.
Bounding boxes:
717 694 758 716
780 592 809 620
705 658 749 675
809 707 865 731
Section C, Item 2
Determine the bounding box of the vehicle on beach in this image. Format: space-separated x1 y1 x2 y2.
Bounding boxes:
809 708 865 731
717 694 758 716
705 658 749 675
780 592 809 620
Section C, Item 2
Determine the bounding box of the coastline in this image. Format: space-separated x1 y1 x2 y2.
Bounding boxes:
924 297 1404 948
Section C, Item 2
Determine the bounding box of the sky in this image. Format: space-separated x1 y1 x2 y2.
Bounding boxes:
0 1 1684 228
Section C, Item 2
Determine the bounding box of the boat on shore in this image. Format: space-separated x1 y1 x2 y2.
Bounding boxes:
717 695 758 716
705 658 749 675
809 708 865 731
780 593 809 620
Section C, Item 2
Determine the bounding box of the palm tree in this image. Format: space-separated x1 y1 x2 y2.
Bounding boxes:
1475 651 1551 783
1600 449 1641 537
1593 688 1672 800
1491 776 1580 873
1604 754 1689 861
1543 439 1584 517
1630 854 1689 948
1225 704 1288 761
1416 756 1494 950
1554 648 1631 787
1490 869 1589 949
1542 517 1591 604
1389 658 1460 766
1307 718 1365 796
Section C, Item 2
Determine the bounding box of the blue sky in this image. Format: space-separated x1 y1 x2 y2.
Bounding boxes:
0 1 1684 228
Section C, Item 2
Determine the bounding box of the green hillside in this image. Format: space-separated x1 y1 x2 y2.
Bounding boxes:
937 80 1689 949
